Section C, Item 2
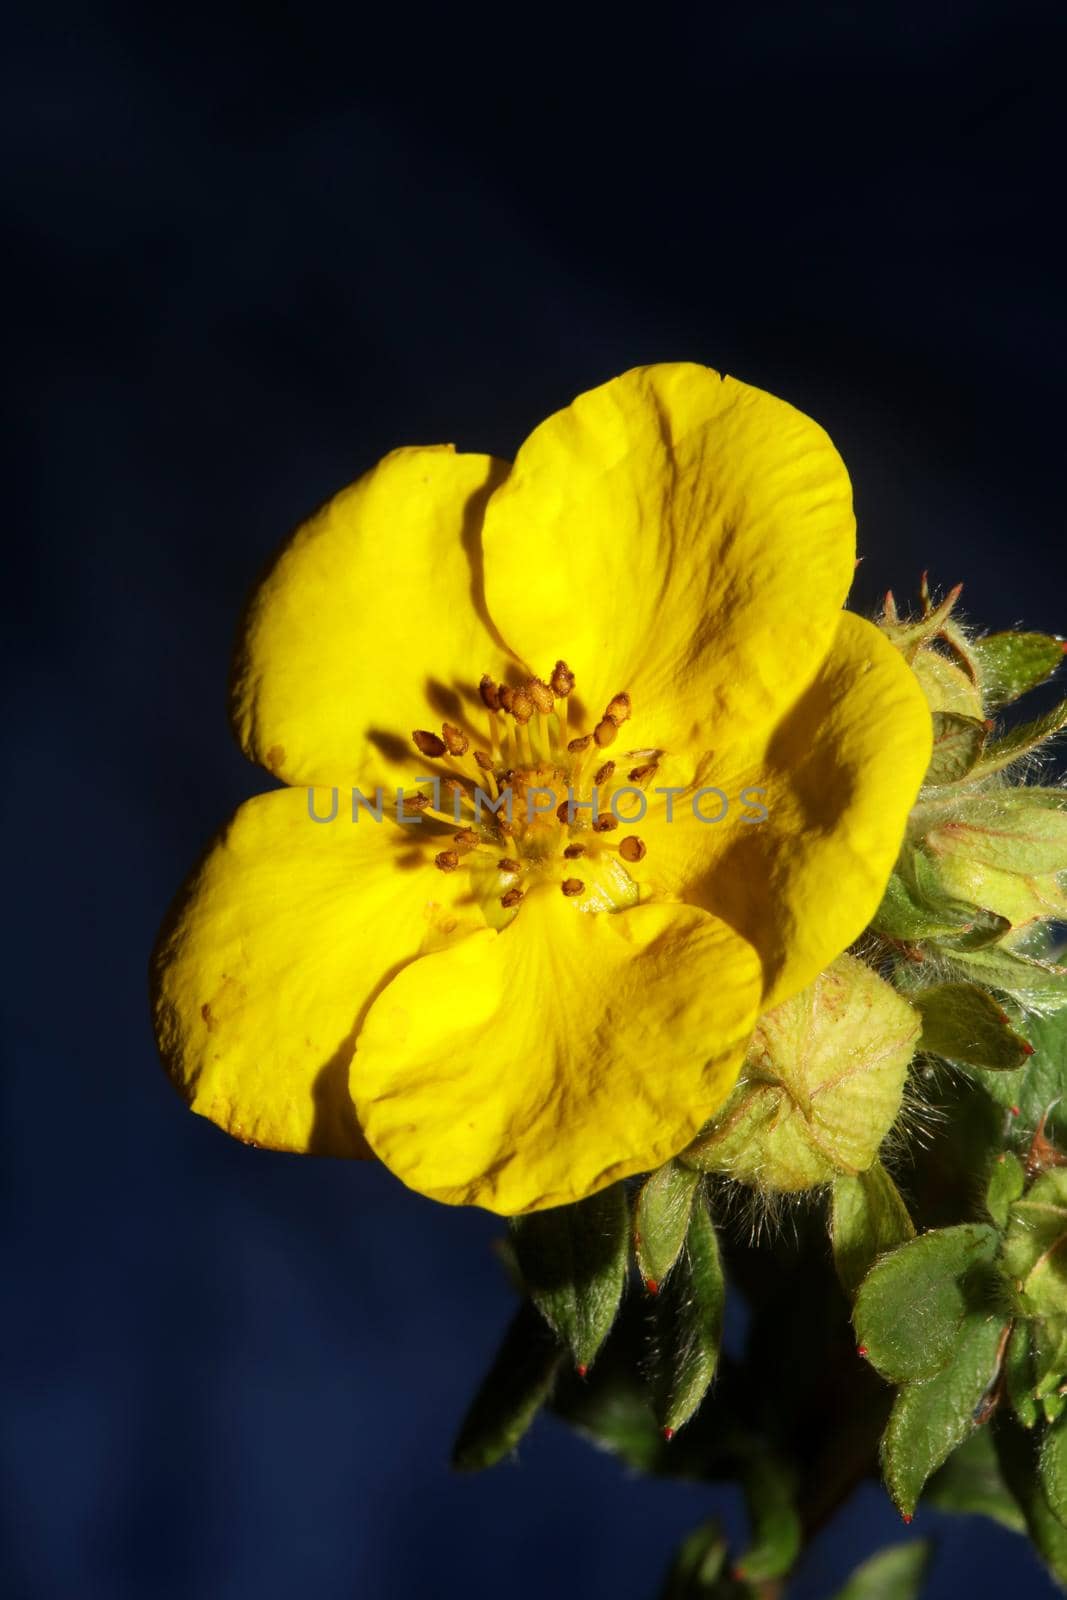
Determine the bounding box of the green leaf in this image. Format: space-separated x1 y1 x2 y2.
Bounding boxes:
914 982 1033 1070
1035 1315 1067 1399
452 1303 564 1470
854 1224 1001 1382
652 1194 726 1434
985 1153 1027 1229
510 1183 629 1371
658 1521 734 1599
970 696 1067 778
925 1425 1027 1531
871 869 971 943
882 1313 1009 1515
948 944 1067 1002
902 849 1011 948
634 1162 701 1291
832 1163 916 1300
1005 1320 1040 1428
1004 1169 1067 1318
925 793 1067 875
971 1009 1067 1147
736 1455 802 1583
995 1414 1067 1585
1040 1415 1067 1526
925 711 988 785
828 1541 931 1600
972 631 1065 707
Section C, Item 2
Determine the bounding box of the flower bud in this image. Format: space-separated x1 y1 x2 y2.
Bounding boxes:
682 956 920 1192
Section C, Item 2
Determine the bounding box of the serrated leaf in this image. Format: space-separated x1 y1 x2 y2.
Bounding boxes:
828 1541 930 1600
1005 1320 1041 1428
659 1521 732 1599
510 1183 629 1371
452 1303 564 1470
926 711 988 784
995 1414 1067 1585
832 1163 916 1300
736 1455 802 1583
882 1313 1008 1515
634 1162 701 1291
925 1426 1027 1531
925 794 1067 875
972 631 1066 707
652 1195 725 1434
914 982 1033 1070
971 1009 1067 1146
986 1153 1027 1228
1040 1415 1067 1526
970 696 1067 778
1004 1169 1067 1318
854 1224 1001 1382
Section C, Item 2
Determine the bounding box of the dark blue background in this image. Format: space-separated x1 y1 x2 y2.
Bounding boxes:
6 4 1066 1596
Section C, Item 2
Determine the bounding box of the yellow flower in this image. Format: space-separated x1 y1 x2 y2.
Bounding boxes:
151 364 932 1215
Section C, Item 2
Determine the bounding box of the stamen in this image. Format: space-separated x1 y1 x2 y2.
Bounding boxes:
435 850 460 872
500 887 524 909
498 685 516 713
561 878 585 897
619 835 647 862
593 760 615 786
441 722 469 756
563 843 586 859
567 734 592 754
479 674 501 712
404 793 431 813
593 717 618 749
413 729 447 758
498 858 522 874
453 828 480 847
528 678 554 714
474 750 493 770
551 660 575 697
510 686 535 724
604 692 631 725
593 815 618 832
629 762 659 784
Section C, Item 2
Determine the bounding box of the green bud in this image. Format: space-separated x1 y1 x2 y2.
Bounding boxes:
682 956 920 1192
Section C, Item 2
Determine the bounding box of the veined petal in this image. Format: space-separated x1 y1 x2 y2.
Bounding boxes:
232 446 514 788
627 613 932 1007
481 364 855 761
351 887 763 1214
151 786 487 1156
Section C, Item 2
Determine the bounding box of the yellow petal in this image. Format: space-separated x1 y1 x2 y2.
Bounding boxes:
151 786 487 1156
627 613 932 1007
231 446 514 788
351 886 762 1213
481 364 855 760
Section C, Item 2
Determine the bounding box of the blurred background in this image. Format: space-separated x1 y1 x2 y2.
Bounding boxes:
5 3 1066 1595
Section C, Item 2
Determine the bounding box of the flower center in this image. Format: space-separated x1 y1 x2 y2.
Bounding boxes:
407 661 657 924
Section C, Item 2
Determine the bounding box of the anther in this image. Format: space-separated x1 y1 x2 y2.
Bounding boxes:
413 730 447 758
474 750 494 770
561 878 585 897
528 677 554 714
567 734 592 754
435 851 460 872
593 718 618 748
500 887 525 909
498 685 516 713
619 835 646 862
479 674 501 712
593 761 616 785
441 722 469 756
629 763 659 783
593 815 618 832
498 858 521 874
405 793 431 813
551 660 575 697
510 687 535 724
454 828 480 847
563 844 586 859
556 801 571 824
604 692 631 725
